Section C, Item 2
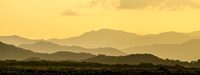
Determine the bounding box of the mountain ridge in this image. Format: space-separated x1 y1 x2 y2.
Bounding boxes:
0 35 43 46
0 41 95 61
123 39 200 61
47 29 195 48
19 41 127 56
84 54 189 66
1 29 200 49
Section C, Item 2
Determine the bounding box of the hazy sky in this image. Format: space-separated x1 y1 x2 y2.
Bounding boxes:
1 0 200 39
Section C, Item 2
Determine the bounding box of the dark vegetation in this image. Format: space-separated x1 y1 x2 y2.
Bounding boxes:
84 54 190 66
0 60 200 75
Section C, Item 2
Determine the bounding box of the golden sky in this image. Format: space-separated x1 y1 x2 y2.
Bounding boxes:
1 0 200 39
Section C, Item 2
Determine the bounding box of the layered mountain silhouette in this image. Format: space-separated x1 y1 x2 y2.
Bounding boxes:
84 54 189 66
48 29 193 48
0 41 191 65
1 29 198 49
48 29 141 48
123 39 200 61
19 41 127 56
187 31 200 38
1 29 200 61
0 41 95 61
0 35 41 46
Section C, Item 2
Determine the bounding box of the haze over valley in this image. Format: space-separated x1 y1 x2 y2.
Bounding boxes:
1 29 200 61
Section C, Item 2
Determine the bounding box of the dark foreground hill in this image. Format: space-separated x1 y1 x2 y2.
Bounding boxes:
0 41 95 61
19 41 127 56
84 54 189 66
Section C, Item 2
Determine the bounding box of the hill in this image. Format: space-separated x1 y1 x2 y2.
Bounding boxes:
48 29 141 48
84 54 189 66
123 39 200 61
0 41 95 61
0 35 40 46
129 31 191 46
48 29 192 48
19 41 127 56
187 31 200 38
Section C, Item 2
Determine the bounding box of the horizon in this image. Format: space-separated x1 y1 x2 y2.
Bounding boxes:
1 0 200 39
0 28 199 40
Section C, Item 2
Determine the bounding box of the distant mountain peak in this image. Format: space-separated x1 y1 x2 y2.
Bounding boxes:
190 31 200 33
97 28 119 32
2 35 26 39
81 29 139 37
158 31 189 37
158 31 182 35
182 39 200 45
12 35 20 37
187 31 200 37
97 28 133 33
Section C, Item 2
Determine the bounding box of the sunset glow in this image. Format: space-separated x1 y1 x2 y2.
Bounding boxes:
1 0 200 39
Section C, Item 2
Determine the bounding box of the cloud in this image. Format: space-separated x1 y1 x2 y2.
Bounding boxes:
88 0 120 9
62 9 79 16
118 0 200 10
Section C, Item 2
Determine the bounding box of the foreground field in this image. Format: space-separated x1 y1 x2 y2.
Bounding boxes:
1 67 200 75
0 60 200 75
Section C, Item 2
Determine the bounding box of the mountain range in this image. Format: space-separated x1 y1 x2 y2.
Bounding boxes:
84 54 189 66
0 29 200 49
0 35 41 46
0 41 94 61
1 29 200 49
48 29 141 48
47 29 197 48
0 41 192 66
1 29 200 61
123 39 200 61
19 41 127 56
